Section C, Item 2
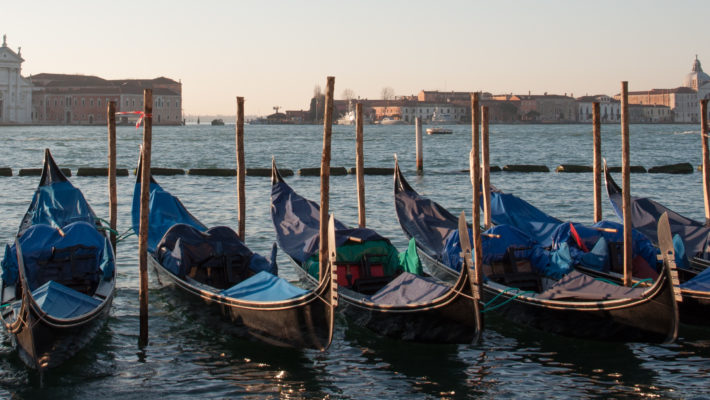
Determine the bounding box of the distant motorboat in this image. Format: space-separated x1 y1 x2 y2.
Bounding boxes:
378 117 406 125
430 109 458 125
211 119 225 126
336 110 355 125
426 127 453 135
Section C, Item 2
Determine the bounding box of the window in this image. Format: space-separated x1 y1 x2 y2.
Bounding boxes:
90 99 94 106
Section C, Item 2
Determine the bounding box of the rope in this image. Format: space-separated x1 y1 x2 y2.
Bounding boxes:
594 277 620 286
481 287 535 314
632 278 653 288
116 229 135 243
94 218 134 243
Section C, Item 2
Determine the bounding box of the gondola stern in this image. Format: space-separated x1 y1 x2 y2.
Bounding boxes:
657 212 682 344
39 148 69 186
271 157 285 185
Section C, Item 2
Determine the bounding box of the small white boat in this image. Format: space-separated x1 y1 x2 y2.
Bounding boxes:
426 127 453 135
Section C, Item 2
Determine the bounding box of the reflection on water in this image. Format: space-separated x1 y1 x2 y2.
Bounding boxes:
0 124 709 398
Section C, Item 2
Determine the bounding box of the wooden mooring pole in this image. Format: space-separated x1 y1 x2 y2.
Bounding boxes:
107 101 117 252
355 103 366 228
319 77 335 282
593 102 602 223
236 97 246 240
415 117 423 174
620 82 632 287
470 93 484 300
138 89 153 346
701 99 710 226
481 105 491 230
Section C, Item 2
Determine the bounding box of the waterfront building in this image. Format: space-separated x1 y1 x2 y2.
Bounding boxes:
576 95 620 123
31 74 182 125
622 87 698 123
628 104 672 123
620 57 710 123
0 35 33 124
519 93 578 122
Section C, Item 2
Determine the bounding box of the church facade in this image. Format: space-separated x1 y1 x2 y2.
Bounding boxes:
0 35 33 124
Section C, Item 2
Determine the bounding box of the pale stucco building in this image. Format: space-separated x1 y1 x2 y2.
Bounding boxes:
0 35 33 124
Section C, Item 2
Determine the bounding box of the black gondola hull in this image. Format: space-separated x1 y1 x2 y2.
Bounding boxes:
419 250 678 343
10 298 112 370
290 260 480 344
150 255 335 350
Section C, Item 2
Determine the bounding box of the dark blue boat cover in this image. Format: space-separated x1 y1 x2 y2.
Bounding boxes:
681 265 710 291
220 271 308 301
606 170 710 260
536 270 647 300
2 221 113 290
440 225 570 279
367 272 450 305
394 178 458 258
488 186 660 271
22 180 96 233
156 224 276 280
271 180 393 263
132 181 207 253
489 187 562 247
31 280 102 318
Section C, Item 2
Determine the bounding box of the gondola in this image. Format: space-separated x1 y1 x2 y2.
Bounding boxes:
270 160 481 344
1 149 116 373
130 159 336 350
605 164 710 325
394 161 680 343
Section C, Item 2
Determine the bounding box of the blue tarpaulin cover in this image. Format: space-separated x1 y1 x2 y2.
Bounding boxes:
132 181 207 253
367 272 450 305
23 181 96 231
489 187 660 271
271 178 403 269
31 280 102 318
606 170 710 259
489 187 562 247
220 271 308 301
536 270 647 300
157 224 276 279
2 221 113 290
680 261 710 291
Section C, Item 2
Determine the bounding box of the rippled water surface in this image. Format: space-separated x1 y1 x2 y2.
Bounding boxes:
0 124 708 398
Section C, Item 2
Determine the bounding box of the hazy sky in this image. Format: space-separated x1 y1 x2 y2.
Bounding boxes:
3 0 709 116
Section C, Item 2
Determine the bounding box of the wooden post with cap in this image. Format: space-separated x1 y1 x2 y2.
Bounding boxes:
593 102 602 223
620 82 632 287
138 88 152 346
319 77 335 282
701 99 710 226
107 101 117 251
470 92 484 298
355 103 366 228
236 96 246 240
481 105 491 230
415 117 423 174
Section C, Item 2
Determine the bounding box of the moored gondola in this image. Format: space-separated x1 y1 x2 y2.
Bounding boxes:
1 149 116 373
130 158 336 350
271 160 482 344
394 161 680 343
605 163 710 325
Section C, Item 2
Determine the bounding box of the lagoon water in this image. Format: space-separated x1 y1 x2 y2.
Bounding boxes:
0 123 709 398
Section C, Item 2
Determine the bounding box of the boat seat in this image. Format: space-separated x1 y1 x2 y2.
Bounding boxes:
34 244 101 295
484 246 542 292
335 253 390 295
608 241 624 274
187 253 252 290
